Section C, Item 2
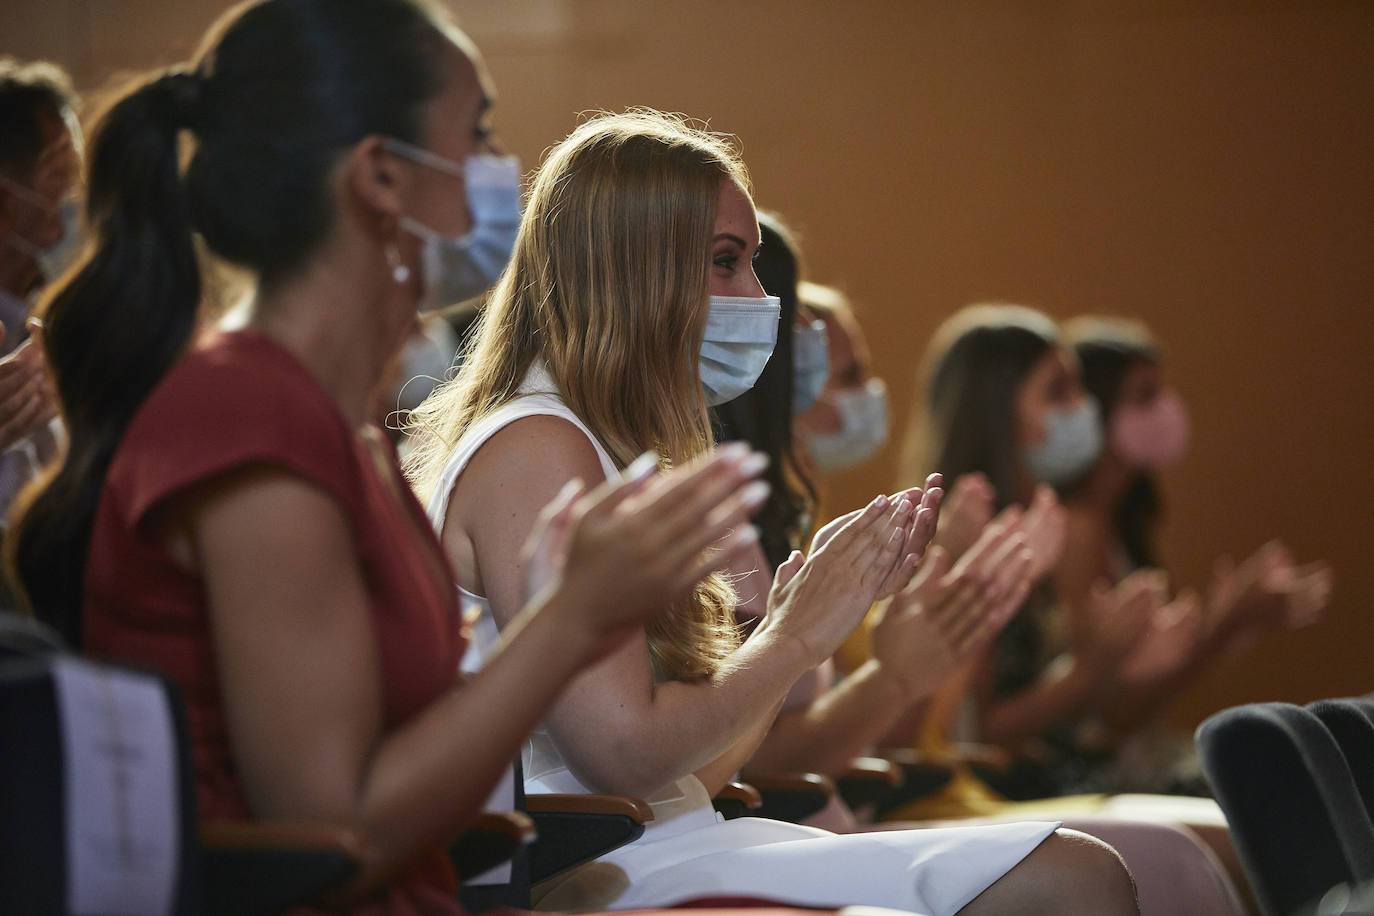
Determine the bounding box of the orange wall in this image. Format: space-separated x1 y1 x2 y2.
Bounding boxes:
4 0 1371 726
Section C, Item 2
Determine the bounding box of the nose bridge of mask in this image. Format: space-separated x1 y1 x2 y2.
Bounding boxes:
698 295 781 406
703 296 782 342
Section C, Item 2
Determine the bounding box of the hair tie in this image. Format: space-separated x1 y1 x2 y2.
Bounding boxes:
152 69 203 130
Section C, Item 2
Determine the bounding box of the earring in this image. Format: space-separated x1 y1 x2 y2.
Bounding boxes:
385 242 410 285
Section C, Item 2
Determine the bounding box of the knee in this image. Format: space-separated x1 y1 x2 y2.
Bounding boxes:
958 827 1139 916
1034 828 1139 916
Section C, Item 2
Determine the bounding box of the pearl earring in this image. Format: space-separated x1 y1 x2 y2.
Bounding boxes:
385 242 409 284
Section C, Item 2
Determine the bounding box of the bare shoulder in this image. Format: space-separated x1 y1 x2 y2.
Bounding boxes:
453 414 609 517
443 414 612 596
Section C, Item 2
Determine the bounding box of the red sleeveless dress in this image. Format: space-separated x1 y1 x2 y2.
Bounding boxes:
83 329 466 914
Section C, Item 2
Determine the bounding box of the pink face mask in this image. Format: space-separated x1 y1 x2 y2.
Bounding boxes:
1110 389 1191 469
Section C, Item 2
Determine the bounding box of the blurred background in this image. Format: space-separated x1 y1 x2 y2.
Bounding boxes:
4 0 1371 729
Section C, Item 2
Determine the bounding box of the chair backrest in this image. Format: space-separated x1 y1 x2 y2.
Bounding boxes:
0 653 200 915
0 611 64 661
1197 702 1374 916
1309 698 1374 825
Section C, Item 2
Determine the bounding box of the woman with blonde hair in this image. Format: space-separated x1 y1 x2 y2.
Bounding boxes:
407 112 1137 915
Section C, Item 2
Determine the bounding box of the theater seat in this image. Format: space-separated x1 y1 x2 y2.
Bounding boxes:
0 652 362 915
1196 702 1374 916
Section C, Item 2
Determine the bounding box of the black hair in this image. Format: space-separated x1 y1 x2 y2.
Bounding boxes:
5 0 453 644
0 58 77 182
710 211 817 571
923 305 1058 510
1070 319 1163 569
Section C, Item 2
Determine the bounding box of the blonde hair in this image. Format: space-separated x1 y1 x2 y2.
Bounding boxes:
406 110 749 681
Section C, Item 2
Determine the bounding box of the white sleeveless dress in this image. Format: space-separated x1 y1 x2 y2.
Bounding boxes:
426 364 1058 914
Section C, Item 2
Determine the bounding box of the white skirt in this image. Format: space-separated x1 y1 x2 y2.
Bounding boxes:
534 809 1058 914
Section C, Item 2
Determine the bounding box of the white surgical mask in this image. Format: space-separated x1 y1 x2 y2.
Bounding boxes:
808 378 890 472
792 319 830 414
1024 397 1103 486
384 138 522 311
1 179 83 282
698 294 780 406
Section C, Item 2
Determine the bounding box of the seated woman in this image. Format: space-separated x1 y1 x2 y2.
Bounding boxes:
3 2 769 911
1058 315 1332 734
406 111 1137 916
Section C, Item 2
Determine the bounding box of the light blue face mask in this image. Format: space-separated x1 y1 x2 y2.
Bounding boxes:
38 196 84 281
698 294 781 406
808 378 890 472
0 179 83 282
383 138 522 310
792 319 830 414
1024 397 1103 486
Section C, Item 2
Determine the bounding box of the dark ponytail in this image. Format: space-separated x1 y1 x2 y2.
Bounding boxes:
5 0 451 644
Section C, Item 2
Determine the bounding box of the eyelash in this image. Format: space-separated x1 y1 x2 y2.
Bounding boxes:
714 250 759 272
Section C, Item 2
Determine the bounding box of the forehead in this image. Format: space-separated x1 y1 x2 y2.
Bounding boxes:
714 179 759 244
1028 346 1074 385
426 43 485 126
822 312 857 363
1120 358 1163 393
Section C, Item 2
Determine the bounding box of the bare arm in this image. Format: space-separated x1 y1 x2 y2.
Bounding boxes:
747 658 910 774
450 418 910 800
978 571 1162 746
193 470 609 892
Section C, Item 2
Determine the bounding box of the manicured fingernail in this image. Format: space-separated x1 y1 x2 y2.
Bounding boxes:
741 480 771 509
624 451 659 481
731 524 760 546
739 451 769 476
718 442 750 460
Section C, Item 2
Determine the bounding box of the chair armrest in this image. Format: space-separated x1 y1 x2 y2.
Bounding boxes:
743 772 835 823
713 781 763 820
524 793 653 822
834 756 903 814
525 794 653 885
448 811 536 882
841 756 902 785
200 822 364 916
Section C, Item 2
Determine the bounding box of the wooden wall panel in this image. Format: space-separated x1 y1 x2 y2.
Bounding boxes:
3 0 1370 726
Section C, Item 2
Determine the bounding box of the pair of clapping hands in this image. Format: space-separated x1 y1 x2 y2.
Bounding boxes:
856 473 1067 700
934 472 1199 685
510 444 948 672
